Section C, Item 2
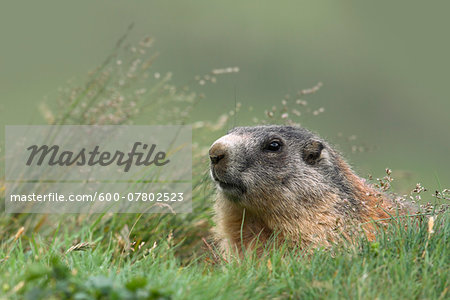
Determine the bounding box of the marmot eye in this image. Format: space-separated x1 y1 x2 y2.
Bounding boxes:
266 141 282 151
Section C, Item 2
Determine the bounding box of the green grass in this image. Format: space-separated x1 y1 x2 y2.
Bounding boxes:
0 210 448 299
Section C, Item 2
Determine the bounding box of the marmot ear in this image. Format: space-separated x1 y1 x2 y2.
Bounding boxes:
302 140 324 165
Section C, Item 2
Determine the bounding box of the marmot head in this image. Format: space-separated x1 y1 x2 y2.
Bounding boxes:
209 125 349 210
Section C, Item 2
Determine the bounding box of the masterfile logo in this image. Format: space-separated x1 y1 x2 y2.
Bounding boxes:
26 142 170 172
5 125 192 214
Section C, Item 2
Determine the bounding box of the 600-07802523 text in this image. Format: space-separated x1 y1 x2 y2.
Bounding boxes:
9 192 185 202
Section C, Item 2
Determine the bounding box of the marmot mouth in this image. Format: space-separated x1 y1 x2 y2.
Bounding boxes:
217 180 247 199
211 171 247 196
218 180 241 191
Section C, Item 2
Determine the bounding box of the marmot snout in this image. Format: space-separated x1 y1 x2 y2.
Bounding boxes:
209 125 409 255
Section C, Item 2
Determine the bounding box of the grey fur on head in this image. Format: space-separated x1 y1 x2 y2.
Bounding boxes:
209 125 359 214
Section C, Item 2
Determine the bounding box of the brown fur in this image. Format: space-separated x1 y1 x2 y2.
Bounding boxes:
209 125 410 256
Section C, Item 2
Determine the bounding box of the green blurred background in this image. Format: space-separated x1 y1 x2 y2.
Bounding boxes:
1 1 449 193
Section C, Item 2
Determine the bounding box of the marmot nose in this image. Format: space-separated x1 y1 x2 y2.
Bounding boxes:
209 143 227 165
